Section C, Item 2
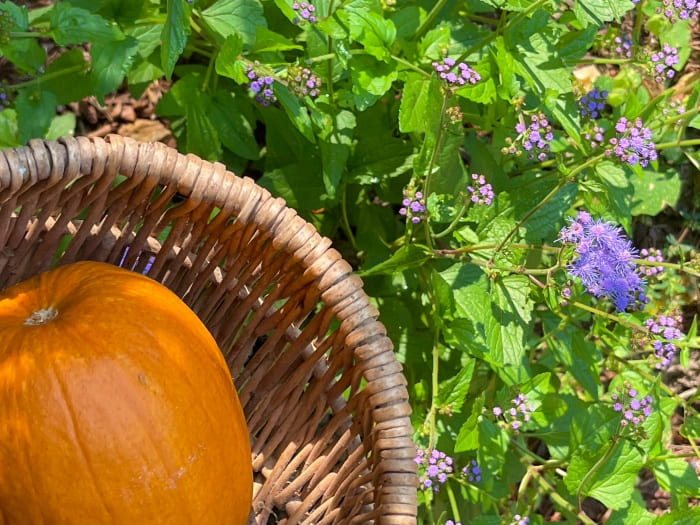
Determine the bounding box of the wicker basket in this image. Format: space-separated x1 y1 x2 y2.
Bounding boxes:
0 135 418 524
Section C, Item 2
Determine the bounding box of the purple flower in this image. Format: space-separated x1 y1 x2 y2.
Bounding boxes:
648 43 680 83
658 0 699 23
558 212 647 311
432 58 481 87
416 448 454 492
399 190 426 224
579 87 608 119
510 515 530 525
467 173 495 206
287 66 322 98
613 33 633 58
462 459 482 483
605 117 657 168
645 314 684 369
246 66 277 106
610 384 654 438
292 1 317 24
504 112 554 161
493 392 535 431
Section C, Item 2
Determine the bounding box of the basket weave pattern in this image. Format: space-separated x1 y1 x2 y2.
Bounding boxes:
0 135 418 524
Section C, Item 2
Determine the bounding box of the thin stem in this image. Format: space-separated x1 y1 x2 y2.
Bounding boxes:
578 58 633 65
445 483 461 524
656 138 700 150
11 64 86 90
391 54 432 78
340 182 357 250
412 0 449 41
577 433 622 512
529 467 597 525
433 201 468 239
9 31 42 38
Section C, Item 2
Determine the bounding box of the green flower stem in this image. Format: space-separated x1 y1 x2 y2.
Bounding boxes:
494 153 604 256
10 64 86 90
529 467 597 525
8 31 42 38
391 54 432 78
435 243 562 255
445 483 461 524
567 300 644 332
577 432 622 512
633 258 700 278
432 202 467 240
578 58 632 65
656 138 700 150
421 267 442 451
340 182 357 251
412 0 449 41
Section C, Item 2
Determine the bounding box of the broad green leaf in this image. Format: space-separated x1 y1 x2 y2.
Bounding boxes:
50 3 122 46
347 135 415 183
350 56 398 110
605 490 658 525
15 88 58 143
455 54 497 104
347 10 396 62
439 360 476 416
161 0 192 79
211 90 259 160
593 161 633 228
45 113 76 140
455 391 485 452
492 37 521 100
653 457 700 497
511 175 577 243
258 164 325 210
90 36 139 97
548 323 601 399
319 110 355 197
568 437 644 509
418 24 450 60
398 74 442 134
485 275 533 367
125 23 163 59
275 83 316 143
358 244 433 277
573 0 634 27
36 49 91 105
655 508 700 525
630 169 681 216
214 34 246 82
201 0 265 48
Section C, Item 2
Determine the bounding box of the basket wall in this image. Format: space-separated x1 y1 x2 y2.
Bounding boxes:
0 135 418 524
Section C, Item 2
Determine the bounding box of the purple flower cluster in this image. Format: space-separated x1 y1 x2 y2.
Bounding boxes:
287 66 322 98
432 57 481 87
399 190 426 224
646 314 684 369
462 459 482 483
504 113 554 162
612 387 653 428
467 174 495 206
246 67 277 106
605 117 658 167
659 0 699 23
415 448 454 492
446 521 462 525
559 211 647 311
614 34 633 58
292 2 317 24
493 393 535 431
579 87 608 119
583 124 605 150
639 247 665 277
649 44 680 83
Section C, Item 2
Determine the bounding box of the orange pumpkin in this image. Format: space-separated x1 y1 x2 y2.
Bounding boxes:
0 261 252 524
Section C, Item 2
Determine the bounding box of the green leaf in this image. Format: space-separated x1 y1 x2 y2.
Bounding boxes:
605 490 658 525
45 113 76 140
398 74 442 134
0 109 20 148
418 24 450 60
630 168 682 216
0 1 45 73
511 176 577 243
161 0 192 79
36 49 91 105
439 360 476 415
485 275 533 367
455 390 485 452
655 508 700 525
653 457 700 497
15 88 58 143
347 135 414 184
275 83 316 143
214 34 246 82
569 437 644 509
50 3 122 46
211 91 259 160
350 56 398 110
201 0 265 48
573 0 634 27
318 110 355 198
492 37 521 100
593 161 633 225
90 36 139 97
358 244 433 277
251 26 302 53
347 10 396 62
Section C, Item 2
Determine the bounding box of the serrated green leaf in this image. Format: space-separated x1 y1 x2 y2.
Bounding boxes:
50 3 122 46
485 275 533 367
653 457 700 497
418 24 450 60
250 26 302 53
201 0 265 48
573 0 634 27
35 49 90 105
161 0 192 80
593 161 633 226
347 134 414 184
398 74 442 134
0 109 20 148
604 490 658 525
211 90 259 160
358 244 433 277
350 55 398 110
655 508 700 525
347 10 396 62
45 113 75 140
90 36 139 97
214 34 246 82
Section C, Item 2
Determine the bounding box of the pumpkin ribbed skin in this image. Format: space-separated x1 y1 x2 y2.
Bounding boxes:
0 261 252 524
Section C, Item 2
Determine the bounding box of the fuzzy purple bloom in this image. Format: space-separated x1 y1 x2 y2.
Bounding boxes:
432 58 481 87
579 87 608 119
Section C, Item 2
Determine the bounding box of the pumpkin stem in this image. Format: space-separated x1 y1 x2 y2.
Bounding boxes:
24 307 59 326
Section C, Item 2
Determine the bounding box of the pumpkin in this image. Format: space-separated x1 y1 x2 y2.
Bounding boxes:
0 261 252 524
